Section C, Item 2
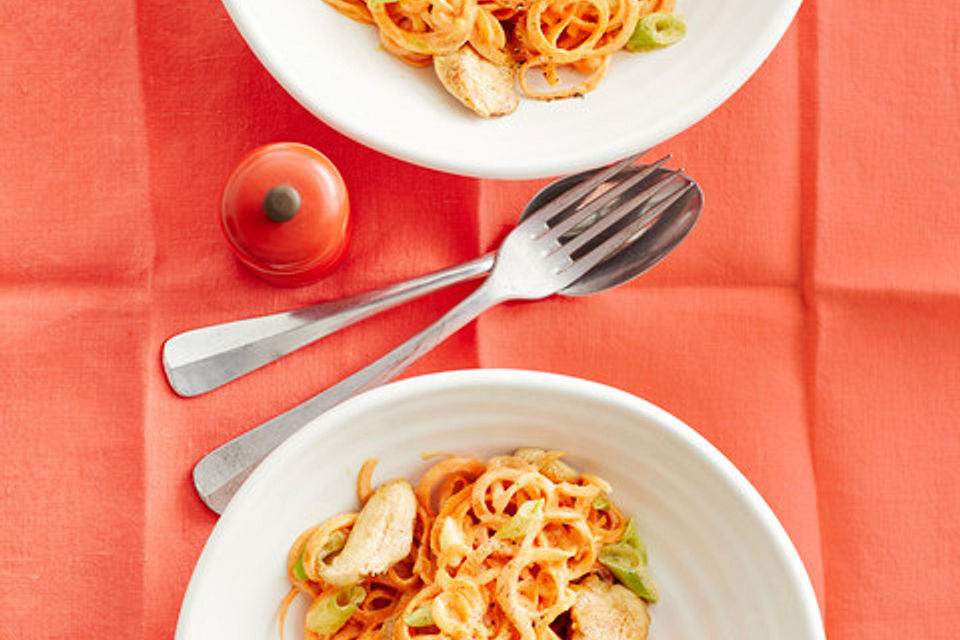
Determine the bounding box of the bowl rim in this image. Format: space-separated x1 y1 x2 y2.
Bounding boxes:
176 368 825 639
218 0 803 179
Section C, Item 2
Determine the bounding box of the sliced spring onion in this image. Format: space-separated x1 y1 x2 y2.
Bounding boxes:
302 529 347 581
321 530 347 559
293 550 307 582
620 518 647 563
497 498 545 540
626 12 686 51
403 605 435 627
592 494 611 512
598 518 658 602
599 541 642 569
598 542 659 602
305 585 366 635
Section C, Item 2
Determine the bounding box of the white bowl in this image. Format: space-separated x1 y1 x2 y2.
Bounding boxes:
176 369 824 640
221 0 801 178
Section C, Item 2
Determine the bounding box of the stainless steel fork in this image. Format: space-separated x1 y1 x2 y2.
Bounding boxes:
193 155 694 513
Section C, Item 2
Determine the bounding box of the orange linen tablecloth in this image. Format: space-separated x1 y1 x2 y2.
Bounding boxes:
1 0 958 637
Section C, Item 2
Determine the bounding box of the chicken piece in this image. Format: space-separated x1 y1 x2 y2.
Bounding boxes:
570 576 651 640
514 448 579 484
433 46 519 118
316 479 417 587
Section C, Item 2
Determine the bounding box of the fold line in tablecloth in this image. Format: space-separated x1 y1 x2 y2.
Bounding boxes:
797 0 827 616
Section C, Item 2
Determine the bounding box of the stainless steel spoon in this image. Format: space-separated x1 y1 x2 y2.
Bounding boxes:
192 156 703 513
163 158 703 398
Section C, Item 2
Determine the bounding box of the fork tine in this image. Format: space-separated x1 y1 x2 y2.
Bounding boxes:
538 156 673 243
547 168 684 256
517 151 655 232
557 182 696 283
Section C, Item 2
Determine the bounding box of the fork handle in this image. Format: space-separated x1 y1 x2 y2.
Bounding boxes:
162 253 496 397
192 279 506 514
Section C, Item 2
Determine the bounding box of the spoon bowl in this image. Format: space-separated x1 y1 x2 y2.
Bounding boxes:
525 166 702 296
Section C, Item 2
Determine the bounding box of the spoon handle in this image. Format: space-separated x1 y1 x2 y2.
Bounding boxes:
162 253 495 397
192 279 505 514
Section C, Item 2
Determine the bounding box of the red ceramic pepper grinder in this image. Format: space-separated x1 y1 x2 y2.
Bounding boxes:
220 142 350 286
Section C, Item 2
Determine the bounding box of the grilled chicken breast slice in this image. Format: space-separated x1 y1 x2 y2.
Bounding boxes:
434 46 519 118
570 576 651 640
317 479 417 587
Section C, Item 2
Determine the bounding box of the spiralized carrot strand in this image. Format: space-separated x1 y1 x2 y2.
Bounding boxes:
277 587 300 640
523 0 609 64
638 0 672 13
321 0 374 22
469 7 511 66
380 32 434 66
415 457 485 514
357 458 379 504
371 0 477 56
302 513 358 582
518 54 610 100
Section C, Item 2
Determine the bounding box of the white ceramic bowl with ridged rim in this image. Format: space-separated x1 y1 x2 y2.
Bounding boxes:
220 0 801 178
175 369 824 640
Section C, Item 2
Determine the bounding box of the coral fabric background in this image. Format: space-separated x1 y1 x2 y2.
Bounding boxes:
1 0 957 637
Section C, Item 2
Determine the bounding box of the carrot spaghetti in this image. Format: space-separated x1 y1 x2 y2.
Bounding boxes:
281 449 658 640
318 0 685 111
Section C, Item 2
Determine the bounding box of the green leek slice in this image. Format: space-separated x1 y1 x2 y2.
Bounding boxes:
598 542 659 602
620 518 647 563
293 550 307 582
497 498 545 540
321 531 347 559
403 605 435 627
300 529 347 581
305 585 366 635
626 12 686 51
597 518 658 602
592 494 611 512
